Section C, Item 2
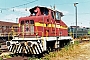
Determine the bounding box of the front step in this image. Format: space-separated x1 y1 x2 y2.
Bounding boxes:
0 48 9 55
0 41 9 54
0 48 8 52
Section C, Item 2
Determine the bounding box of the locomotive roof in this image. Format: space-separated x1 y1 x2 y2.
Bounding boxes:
29 6 64 17
29 6 62 13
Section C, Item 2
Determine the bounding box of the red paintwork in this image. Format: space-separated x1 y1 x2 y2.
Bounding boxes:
19 6 68 37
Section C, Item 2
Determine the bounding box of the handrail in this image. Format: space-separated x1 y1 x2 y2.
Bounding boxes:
7 23 48 40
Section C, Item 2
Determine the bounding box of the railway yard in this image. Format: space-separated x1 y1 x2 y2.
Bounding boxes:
0 1 90 60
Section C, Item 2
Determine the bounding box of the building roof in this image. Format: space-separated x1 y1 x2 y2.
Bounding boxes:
0 21 18 26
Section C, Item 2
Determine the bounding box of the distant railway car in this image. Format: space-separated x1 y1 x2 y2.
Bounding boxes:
0 21 18 41
6 6 72 55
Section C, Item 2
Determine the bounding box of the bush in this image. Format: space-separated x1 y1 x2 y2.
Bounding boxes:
0 57 3 60
74 41 79 45
28 57 40 60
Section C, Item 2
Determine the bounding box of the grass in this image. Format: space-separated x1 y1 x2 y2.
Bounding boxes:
3 55 12 58
28 57 42 60
74 40 79 45
0 56 3 60
42 40 80 60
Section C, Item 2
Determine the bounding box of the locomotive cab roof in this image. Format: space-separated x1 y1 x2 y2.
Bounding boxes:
29 6 49 16
29 6 64 17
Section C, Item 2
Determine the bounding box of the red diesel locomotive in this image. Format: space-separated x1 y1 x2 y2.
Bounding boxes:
6 6 72 55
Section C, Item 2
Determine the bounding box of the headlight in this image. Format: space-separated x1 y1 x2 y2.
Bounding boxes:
28 42 31 46
7 42 10 46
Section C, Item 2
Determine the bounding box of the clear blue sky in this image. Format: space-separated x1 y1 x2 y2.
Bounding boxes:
0 0 90 27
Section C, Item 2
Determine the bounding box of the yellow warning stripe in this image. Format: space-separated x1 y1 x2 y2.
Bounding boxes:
60 26 68 29
35 22 68 29
35 23 46 27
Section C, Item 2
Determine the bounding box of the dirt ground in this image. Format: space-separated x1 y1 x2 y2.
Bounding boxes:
51 41 90 60
4 56 28 60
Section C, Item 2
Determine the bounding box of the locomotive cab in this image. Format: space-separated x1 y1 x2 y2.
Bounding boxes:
19 6 65 37
19 6 50 37
29 6 49 16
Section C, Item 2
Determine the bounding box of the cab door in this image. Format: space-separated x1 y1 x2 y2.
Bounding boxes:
30 20 34 35
25 20 34 35
20 20 34 36
25 20 30 35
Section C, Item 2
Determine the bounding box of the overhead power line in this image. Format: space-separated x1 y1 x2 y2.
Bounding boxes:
64 12 90 16
11 0 38 8
22 0 30 2
0 0 38 10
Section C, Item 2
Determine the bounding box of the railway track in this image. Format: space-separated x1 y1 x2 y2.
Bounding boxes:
0 40 9 54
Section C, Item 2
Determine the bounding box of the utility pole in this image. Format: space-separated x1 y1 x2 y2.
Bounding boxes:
74 3 78 38
16 18 18 23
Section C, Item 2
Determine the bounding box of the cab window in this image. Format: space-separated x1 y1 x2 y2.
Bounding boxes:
56 11 60 20
25 20 29 24
21 21 24 25
40 7 49 15
30 20 34 24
